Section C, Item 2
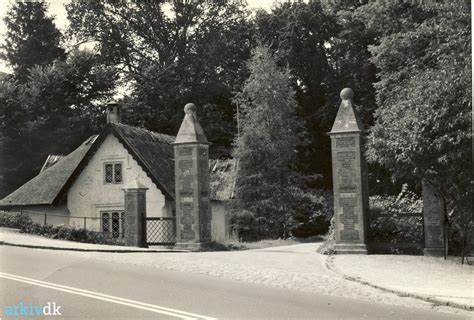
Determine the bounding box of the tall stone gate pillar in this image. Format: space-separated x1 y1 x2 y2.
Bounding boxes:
422 179 445 256
174 103 211 248
329 88 369 254
123 179 148 248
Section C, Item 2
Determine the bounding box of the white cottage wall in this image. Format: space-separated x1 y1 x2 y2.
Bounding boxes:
67 133 171 231
21 204 70 226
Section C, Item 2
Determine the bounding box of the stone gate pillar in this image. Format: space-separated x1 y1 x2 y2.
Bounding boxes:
422 179 445 256
173 103 211 248
123 179 148 247
329 88 369 254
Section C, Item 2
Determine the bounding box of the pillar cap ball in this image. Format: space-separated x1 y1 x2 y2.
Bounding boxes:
340 88 354 101
184 103 197 114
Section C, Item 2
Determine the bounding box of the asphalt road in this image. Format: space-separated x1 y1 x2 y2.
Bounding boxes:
0 246 469 320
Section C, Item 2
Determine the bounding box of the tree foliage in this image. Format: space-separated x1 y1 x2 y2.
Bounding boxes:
1 2 65 83
255 2 339 184
0 50 116 198
330 1 442 127
367 4 470 193
0 2 117 198
232 45 309 240
366 4 472 251
325 2 442 194
66 0 253 157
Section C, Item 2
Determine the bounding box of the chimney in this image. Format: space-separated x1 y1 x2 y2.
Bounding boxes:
106 101 121 124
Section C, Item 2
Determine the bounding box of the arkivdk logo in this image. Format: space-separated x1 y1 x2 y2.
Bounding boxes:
0 301 61 317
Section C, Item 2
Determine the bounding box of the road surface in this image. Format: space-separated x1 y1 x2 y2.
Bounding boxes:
0 246 469 319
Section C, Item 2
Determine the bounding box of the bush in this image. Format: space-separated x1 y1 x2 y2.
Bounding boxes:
231 189 334 241
0 211 123 246
0 211 32 228
446 208 473 257
369 191 473 257
368 192 424 254
291 190 333 238
369 191 423 215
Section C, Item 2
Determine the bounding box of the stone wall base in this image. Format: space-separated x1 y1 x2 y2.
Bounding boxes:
125 241 148 248
335 243 368 254
423 247 444 257
174 242 209 250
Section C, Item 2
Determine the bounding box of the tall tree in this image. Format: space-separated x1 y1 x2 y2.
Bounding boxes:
1 2 65 83
66 1 254 158
0 76 28 197
366 4 471 255
255 2 339 185
232 45 307 240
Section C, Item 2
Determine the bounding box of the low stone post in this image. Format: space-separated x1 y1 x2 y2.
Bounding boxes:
329 88 369 254
173 103 211 248
123 179 148 247
422 179 445 256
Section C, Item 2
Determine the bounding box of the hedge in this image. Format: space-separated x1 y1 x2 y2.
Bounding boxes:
0 211 124 246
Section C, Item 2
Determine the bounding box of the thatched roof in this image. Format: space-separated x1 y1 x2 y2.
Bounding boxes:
0 123 235 206
0 135 97 206
111 123 175 199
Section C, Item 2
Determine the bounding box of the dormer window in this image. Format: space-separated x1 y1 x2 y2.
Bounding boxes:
104 162 122 184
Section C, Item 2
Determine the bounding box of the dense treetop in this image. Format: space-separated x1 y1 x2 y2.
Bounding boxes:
1 2 65 83
66 0 253 157
0 2 116 198
366 4 471 212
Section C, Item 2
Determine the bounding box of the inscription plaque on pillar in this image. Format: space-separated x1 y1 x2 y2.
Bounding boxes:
329 88 368 254
174 103 212 248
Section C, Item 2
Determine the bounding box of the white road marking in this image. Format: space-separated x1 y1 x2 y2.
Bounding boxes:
0 271 217 320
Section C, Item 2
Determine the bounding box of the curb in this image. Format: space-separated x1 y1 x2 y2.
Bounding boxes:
0 241 189 253
325 255 473 312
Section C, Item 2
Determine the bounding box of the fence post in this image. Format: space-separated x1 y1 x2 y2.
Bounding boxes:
421 210 425 248
84 217 87 229
173 216 177 236
44 213 47 225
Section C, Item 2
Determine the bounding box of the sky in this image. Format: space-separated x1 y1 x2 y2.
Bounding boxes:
0 0 278 74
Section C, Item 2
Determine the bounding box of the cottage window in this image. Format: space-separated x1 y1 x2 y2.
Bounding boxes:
101 211 125 238
104 162 122 184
